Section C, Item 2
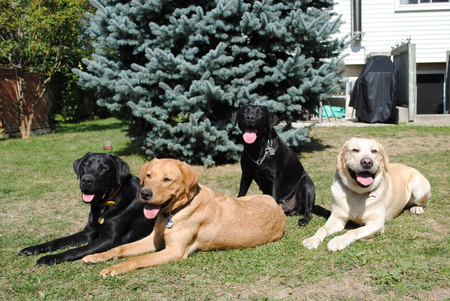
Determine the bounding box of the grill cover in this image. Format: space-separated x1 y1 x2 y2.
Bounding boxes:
350 56 398 123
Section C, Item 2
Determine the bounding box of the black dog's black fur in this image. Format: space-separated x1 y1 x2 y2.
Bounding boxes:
232 105 328 226
18 153 155 265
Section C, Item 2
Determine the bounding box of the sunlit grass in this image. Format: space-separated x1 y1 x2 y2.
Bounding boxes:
0 118 449 300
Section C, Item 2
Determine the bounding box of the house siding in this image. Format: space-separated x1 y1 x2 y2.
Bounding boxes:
334 0 450 65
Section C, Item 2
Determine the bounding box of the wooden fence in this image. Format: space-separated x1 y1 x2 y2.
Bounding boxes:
0 68 49 136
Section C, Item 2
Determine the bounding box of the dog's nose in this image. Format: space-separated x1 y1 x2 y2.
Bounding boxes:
360 158 373 169
140 189 153 201
245 115 256 126
80 175 95 186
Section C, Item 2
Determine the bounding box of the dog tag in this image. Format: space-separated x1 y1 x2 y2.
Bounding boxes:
267 146 275 156
98 217 105 224
368 192 376 199
102 200 116 206
166 219 173 228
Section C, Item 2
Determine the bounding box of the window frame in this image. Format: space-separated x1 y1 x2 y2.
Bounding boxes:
395 0 450 11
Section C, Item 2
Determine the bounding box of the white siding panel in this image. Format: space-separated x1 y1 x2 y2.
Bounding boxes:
333 0 450 65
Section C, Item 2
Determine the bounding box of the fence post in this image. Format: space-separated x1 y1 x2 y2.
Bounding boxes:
446 51 449 114
392 43 416 122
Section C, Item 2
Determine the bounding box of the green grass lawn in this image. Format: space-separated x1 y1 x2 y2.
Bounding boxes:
1 118 449 300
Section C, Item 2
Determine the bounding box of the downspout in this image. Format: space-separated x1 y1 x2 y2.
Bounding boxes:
352 0 362 40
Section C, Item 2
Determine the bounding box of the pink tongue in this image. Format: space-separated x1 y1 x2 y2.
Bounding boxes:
357 172 374 186
143 204 160 219
83 194 95 203
243 129 257 144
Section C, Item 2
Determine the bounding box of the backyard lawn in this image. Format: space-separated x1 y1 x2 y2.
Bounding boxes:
0 118 449 300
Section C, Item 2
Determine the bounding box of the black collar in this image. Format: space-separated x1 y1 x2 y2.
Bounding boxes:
161 185 200 218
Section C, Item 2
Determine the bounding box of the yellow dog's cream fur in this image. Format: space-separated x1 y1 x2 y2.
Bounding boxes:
303 138 431 251
83 158 285 276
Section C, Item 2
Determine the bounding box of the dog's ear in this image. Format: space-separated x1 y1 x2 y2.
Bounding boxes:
73 152 91 179
111 155 130 184
378 142 389 172
337 141 349 171
264 106 278 127
140 159 157 186
231 106 244 125
179 161 199 200
231 110 239 125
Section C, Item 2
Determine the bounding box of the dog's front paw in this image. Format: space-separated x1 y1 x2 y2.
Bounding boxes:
410 206 424 215
302 237 322 249
19 245 48 256
36 255 64 266
82 254 106 264
327 236 350 251
100 263 130 277
298 217 312 226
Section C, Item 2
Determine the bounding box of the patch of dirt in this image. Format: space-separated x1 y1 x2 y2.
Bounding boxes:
417 286 450 301
269 275 382 301
267 275 449 301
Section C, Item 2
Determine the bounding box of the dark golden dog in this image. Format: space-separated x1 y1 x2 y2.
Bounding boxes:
303 138 431 251
83 158 286 276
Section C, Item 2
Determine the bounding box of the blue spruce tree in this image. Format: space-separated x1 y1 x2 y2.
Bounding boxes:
75 0 347 167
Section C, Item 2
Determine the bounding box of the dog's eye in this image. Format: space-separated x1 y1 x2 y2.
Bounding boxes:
372 149 378 154
146 174 151 179
163 178 171 182
351 148 359 153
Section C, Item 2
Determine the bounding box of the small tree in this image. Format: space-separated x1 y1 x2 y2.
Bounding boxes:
0 0 91 138
76 0 348 166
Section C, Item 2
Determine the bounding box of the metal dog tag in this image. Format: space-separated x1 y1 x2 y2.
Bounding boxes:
166 219 173 228
267 146 276 156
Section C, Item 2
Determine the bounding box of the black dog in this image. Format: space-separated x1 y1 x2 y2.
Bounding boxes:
232 105 324 226
19 153 155 265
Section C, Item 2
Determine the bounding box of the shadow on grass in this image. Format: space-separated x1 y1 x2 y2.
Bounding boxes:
54 120 126 134
114 140 147 157
302 137 332 153
54 118 147 157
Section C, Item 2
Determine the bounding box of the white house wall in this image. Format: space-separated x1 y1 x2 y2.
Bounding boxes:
333 0 450 65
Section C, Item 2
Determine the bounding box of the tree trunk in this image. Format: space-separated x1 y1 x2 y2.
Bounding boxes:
19 112 36 138
19 114 32 138
15 68 49 139
13 67 29 139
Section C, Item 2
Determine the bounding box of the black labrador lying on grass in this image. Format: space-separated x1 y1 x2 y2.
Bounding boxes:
19 152 155 265
232 105 329 226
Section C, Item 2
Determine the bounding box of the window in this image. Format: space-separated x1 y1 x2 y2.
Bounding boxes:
400 0 449 3
396 0 450 11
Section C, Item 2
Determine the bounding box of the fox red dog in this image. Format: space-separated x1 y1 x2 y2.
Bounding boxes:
82 158 286 276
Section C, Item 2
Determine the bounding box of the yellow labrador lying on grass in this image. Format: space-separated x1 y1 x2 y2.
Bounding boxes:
83 158 286 276
303 138 431 251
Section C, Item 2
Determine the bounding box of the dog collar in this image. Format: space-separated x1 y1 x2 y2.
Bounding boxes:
100 184 123 206
161 185 200 227
249 139 275 165
98 184 123 224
